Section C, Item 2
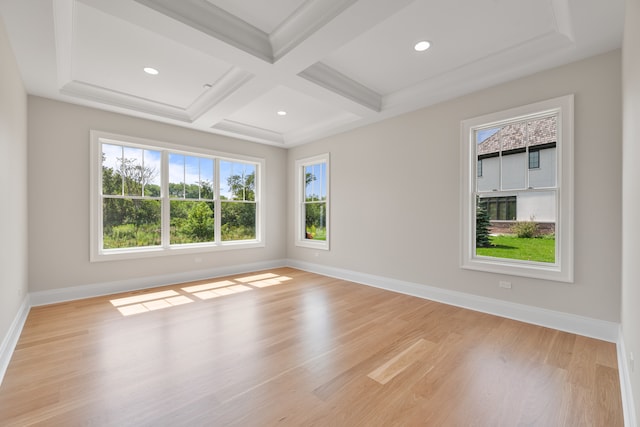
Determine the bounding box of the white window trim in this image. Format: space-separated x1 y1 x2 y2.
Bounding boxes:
460 95 574 282
90 130 265 262
295 153 330 250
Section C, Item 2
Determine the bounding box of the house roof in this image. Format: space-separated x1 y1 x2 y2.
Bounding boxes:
478 115 557 155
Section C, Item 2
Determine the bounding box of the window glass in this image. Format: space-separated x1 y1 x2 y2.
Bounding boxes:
461 95 573 282
295 154 329 249
220 161 257 241
92 132 263 260
474 115 557 263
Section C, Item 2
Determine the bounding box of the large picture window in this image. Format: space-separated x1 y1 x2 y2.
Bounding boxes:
91 131 263 261
295 153 330 250
461 95 574 282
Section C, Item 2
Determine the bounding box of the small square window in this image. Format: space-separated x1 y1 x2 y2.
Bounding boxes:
529 150 540 169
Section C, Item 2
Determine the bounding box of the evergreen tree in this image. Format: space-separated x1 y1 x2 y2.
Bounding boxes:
476 197 492 248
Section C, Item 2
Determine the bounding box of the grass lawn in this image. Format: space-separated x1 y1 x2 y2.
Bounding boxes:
476 234 555 263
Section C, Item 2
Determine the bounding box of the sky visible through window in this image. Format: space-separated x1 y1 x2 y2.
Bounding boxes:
476 127 500 144
305 162 326 200
102 143 255 198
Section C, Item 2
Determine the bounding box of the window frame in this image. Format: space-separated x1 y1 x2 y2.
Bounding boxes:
90 130 265 262
460 95 574 282
295 153 330 250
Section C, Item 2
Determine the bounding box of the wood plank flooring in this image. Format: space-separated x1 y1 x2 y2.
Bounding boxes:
0 268 623 426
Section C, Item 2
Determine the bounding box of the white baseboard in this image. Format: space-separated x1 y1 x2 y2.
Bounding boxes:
0 294 30 387
617 328 638 427
286 259 620 343
30 259 288 306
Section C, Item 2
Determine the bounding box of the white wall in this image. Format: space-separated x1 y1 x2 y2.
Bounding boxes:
517 191 555 222
288 50 622 322
0 17 28 353
621 0 640 420
27 97 287 292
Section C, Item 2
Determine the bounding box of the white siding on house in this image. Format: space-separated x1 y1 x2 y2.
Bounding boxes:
502 152 527 190
517 191 556 222
529 147 556 188
477 157 500 191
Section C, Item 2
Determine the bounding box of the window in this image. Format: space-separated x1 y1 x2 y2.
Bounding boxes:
295 154 329 250
461 95 574 282
90 131 264 261
479 196 517 221
529 150 540 169
477 159 483 177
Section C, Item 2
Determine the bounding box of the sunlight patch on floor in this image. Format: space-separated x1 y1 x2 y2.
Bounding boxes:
110 290 180 307
111 272 294 316
191 284 252 300
181 280 236 293
113 293 195 316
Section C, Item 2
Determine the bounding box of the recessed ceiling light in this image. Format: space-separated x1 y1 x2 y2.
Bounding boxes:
143 67 159 75
277 111 287 116
414 41 431 52
203 83 213 90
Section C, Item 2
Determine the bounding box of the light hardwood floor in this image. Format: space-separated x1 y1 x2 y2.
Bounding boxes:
0 268 623 426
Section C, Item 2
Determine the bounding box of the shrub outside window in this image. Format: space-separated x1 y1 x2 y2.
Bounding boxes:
91 131 264 261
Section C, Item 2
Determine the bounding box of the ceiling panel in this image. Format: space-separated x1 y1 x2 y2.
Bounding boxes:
73 2 234 109
225 85 356 135
321 0 559 95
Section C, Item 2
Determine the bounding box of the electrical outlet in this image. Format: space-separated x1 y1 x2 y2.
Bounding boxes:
499 281 512 289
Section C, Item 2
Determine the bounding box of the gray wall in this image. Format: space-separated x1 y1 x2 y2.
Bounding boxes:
0 17 28 347
287 50 622 322
27 97 287 292
622 0 640 419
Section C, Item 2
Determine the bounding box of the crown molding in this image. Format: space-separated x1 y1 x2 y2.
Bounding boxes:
270 0 358 61
134 0 273 63
551 0 575 42
299 62 381 112
212 119 285 145
61 80 192 122
186 67 254 121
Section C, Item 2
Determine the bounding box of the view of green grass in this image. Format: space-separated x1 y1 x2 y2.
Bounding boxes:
476 235 555 263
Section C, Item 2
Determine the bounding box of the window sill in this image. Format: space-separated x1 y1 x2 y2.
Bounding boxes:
295 240 329 251
91 240 265 262
462 255 572 283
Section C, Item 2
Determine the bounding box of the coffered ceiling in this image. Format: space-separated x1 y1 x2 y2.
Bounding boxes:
0 0 624 147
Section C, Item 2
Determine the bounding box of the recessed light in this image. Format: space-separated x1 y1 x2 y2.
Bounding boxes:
143 67 159 75
414 40 431 52
203 83 213 90
277 111 287 116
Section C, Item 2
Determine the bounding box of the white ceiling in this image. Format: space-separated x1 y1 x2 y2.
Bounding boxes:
0 0 624 147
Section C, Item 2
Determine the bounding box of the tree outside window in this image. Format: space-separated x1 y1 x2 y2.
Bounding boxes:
92 131 264 261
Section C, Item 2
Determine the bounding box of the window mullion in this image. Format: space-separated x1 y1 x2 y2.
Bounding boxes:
214 158 221 245
161 150 170 248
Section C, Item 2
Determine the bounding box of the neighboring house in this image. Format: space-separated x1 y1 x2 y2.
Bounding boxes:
477 116 557 233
